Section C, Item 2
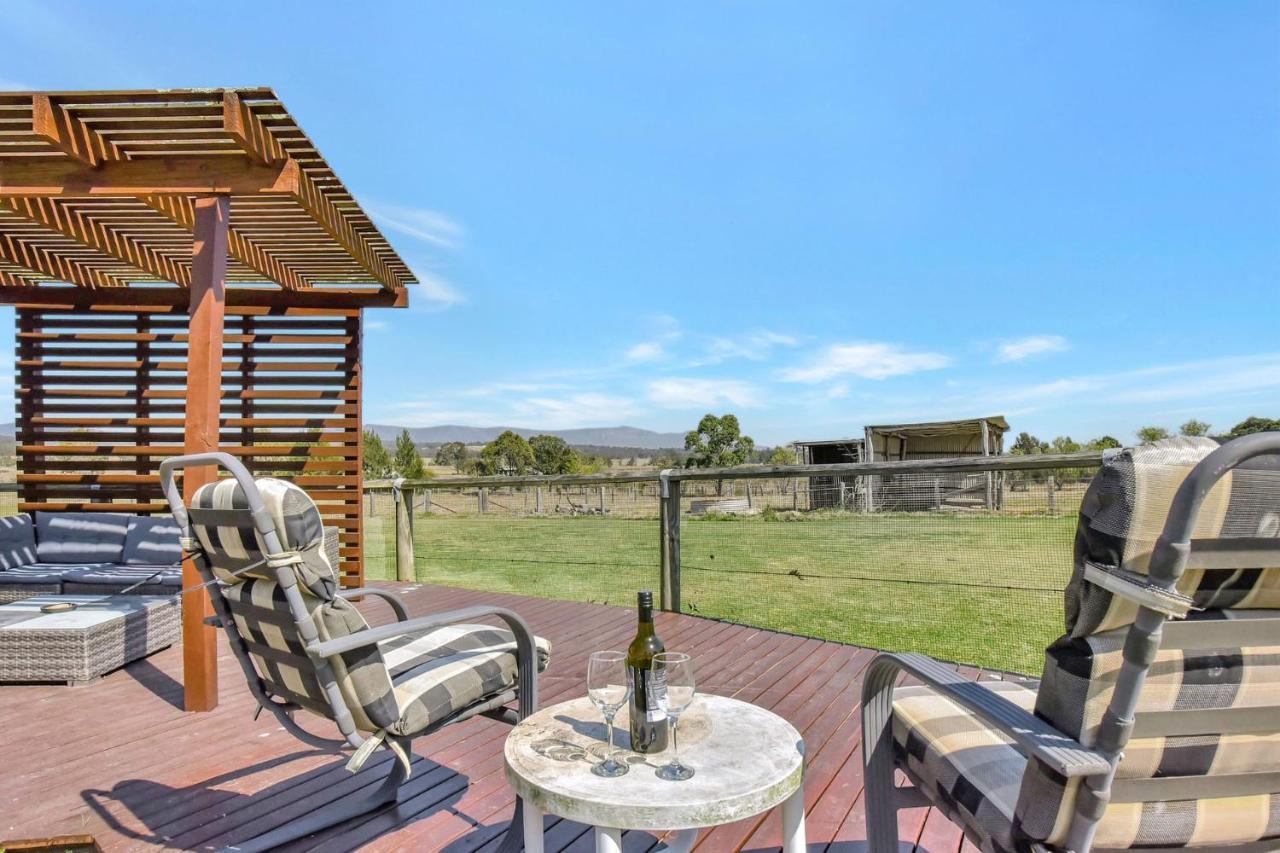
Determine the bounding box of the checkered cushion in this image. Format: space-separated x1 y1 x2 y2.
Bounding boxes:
1066 438 1280 638
190 477 334 599
892 680 1037 853
1015 611 1280 848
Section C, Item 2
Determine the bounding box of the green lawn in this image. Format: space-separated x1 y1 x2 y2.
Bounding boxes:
363 510 1077 675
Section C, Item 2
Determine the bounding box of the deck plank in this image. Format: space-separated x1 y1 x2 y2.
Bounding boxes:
0 583 981 851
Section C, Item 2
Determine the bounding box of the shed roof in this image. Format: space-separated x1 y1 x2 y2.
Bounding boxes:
0 88 413 304
865 416 1010 436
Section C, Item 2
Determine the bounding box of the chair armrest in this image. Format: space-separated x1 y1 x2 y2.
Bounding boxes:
862 652 1111 778
336 587 409 622
309 603 540 719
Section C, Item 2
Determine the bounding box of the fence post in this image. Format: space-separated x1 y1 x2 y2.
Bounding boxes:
932 477 941 511
792 478 799 510
1047 475 1057 516
478 488 487 514
746 482 753 509
392 478 414 582
535 486 542 514
658 470 682 613
598 485 605 514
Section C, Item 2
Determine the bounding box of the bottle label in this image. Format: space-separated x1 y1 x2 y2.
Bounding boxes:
630 667 668 723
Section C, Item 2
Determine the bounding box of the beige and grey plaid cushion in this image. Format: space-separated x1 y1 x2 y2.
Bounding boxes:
192 476 551 738
1066 438 1280 638
1015 611 1280 848
892 680 1037 853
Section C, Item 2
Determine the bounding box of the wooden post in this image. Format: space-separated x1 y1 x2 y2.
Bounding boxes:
659 473 682 613
535 486 542 514
478 488 486 514
980 419 994 510
394 480 414 582
598 485 605 513
1047 475 1057 516
792 478 799 511
182 194 229 713
421 488 432 515
746 482 753 509
933 477 942 510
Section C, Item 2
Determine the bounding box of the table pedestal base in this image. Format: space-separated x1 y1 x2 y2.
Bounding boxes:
521 788 806 853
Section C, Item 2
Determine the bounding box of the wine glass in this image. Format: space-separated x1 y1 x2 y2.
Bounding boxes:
587 651 630 778
653 652 695 781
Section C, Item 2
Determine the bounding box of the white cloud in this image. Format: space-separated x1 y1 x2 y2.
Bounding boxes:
780 342 950 383
626 341 665 362
701 330 799 364
514 393 640 428
366 203 464 249
997 335 1069 363
647 378 761 409
411 269 465 308
460 381 568 397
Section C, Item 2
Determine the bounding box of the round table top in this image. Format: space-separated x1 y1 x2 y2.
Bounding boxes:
503 694 804 830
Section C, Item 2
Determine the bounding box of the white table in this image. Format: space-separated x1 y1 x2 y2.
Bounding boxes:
504 694 805 853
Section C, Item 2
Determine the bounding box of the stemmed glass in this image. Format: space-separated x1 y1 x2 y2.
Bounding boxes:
653 652 696 781
587 651 631 778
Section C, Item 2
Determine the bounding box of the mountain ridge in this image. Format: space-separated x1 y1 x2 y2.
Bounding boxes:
368 424 686 449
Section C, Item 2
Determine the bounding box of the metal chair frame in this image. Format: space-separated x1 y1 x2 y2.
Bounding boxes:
160 452 538 853
861 433 1280 853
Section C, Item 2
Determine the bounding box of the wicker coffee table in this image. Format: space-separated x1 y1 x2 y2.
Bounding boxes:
0 595 181 685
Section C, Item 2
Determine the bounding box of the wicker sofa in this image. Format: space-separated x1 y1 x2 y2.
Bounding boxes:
0 512 184 603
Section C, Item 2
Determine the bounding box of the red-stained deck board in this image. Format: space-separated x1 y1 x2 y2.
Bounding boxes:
0 583 988 851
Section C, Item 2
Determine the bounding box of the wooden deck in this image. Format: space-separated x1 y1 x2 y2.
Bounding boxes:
0 584 1011 852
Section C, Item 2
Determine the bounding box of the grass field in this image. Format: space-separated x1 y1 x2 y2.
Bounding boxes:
363 509 1078 675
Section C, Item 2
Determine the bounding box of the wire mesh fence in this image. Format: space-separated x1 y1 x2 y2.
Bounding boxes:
363 454 1101 675
676 470 1094 675
362 480 662 607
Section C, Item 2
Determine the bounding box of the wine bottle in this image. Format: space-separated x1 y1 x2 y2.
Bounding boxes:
627 590 669 753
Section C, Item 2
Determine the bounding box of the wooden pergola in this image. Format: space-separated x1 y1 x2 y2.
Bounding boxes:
0 88 414 710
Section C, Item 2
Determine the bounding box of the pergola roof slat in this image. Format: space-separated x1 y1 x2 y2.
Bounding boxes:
0 87 414 301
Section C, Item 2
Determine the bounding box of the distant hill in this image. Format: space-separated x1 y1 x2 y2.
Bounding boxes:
0 422 11 440
367 424 686 450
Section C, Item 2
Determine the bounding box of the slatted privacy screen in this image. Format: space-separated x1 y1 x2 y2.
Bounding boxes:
15 304 365 585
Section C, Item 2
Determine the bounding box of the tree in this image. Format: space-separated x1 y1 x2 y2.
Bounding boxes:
363 429 392 478
1136 426 1171 444
1050 436 1081 454
1179 419 1211 437
1009 432 1048 455
1086 435 1122 451
1227 416 1280 438
529 434 578 475
478 430 535 475
684 414 755 468
433 441 469 472
767 445 796 465
393 429 425 479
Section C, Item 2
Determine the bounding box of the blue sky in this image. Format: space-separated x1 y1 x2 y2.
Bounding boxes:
2 2 1277 445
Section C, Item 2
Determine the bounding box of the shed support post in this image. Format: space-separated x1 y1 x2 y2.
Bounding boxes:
980 419 994 510
659 471 682 613
393 478 414 582
182 194 229 713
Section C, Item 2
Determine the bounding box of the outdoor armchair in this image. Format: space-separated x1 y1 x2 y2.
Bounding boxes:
862 433 1280 853
159 452 550 853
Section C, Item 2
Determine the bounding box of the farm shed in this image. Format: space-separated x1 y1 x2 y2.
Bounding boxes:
794 437 864 509
864 416 1009 510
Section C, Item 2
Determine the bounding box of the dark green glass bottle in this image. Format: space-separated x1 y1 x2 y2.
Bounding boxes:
627 590 669 753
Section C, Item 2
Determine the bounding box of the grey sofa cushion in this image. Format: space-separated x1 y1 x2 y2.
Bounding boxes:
0 563 112 585
122 516 182 566
64 564 181 588
0 514 37 570
35 512 129 564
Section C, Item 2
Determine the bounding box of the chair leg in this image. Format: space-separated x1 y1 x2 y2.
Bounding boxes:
221 741 411 853
494 796 526 853
862 659 903 853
